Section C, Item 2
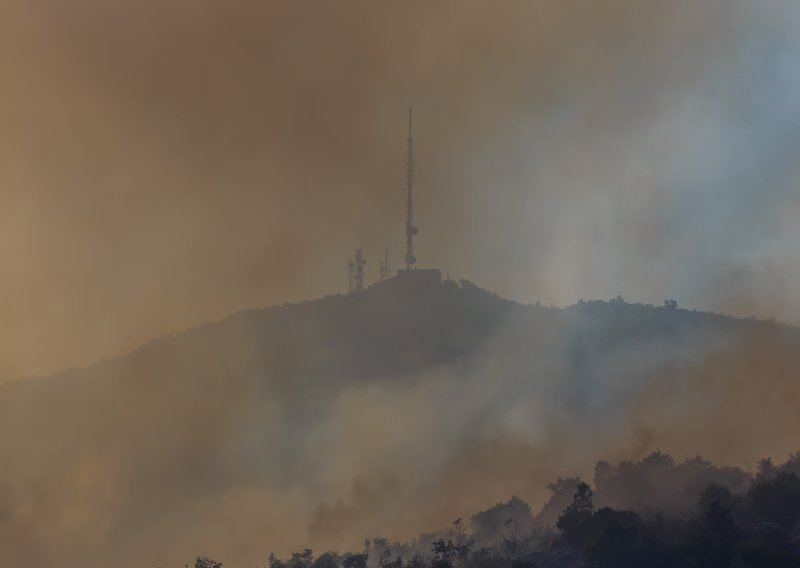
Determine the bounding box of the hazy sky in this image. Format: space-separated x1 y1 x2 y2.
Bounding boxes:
2 0 800 381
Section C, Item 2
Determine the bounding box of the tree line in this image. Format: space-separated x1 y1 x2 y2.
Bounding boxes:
193 451 800 568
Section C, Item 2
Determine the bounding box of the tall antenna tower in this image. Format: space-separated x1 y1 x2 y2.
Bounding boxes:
353 248 367 292
405 106 418 270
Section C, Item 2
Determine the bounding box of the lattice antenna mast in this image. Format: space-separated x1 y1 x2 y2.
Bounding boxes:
405 107 418 270
354 248 367 292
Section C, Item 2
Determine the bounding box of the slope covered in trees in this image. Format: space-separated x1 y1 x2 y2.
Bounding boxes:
208 451 800 568
0 280 799 566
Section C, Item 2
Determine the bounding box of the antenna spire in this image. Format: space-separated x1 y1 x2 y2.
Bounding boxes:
405 106 418 269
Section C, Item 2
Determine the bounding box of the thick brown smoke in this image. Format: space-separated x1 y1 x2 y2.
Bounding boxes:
2 290 800 566
2 1 800 567
4 0 794 382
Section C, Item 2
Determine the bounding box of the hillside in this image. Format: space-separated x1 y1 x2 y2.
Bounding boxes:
0 279 799 567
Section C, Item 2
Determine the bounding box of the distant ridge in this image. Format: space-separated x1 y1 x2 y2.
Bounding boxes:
6 279 792 390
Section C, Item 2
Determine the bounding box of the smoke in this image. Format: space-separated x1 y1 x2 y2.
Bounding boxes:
1 288 799 566
2 1 800 566
3 1 800 381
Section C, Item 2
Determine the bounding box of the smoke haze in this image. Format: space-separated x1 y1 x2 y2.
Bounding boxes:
2 2 800 566
3 1 800 380
0 286 798 566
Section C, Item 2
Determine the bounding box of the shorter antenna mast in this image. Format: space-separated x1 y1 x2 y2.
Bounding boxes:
379 242 392 281
353 248 367 292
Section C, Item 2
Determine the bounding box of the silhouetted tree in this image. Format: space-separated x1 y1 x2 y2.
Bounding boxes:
372 537 391 568
471 496 533 546
757 457 778 481
313 552 342 568
451 518 474 568
196 557 223 568
748 471 800 529
469 547 496 568
501 517 533 560
781 452 800 476
288 549 314 568
582 508 644 568
687 502 740 568
342 553 368 568
431 539 456 568
557 482 594 547
593 460 613 490
697 483 739 515
382 557 404 568
537 479 580 528
269 553 287 568
404 553 427 568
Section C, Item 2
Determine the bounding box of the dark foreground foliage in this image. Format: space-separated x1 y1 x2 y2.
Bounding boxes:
193 452 800 568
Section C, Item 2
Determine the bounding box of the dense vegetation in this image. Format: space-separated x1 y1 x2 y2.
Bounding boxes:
194 451 800 568
3 281 800 566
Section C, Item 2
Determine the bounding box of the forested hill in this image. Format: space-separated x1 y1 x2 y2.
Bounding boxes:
0 279 799 567
5 278 787 396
